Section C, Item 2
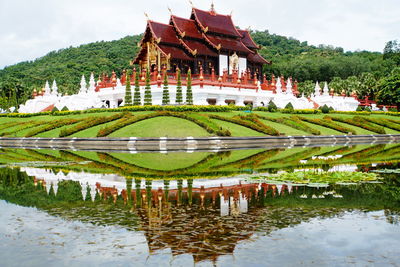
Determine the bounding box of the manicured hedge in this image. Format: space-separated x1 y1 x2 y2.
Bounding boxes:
59 113 125 137
296 116 356 134
259 115 320 135
361 116 400 131
25 119 80 137
326 116 386 134
235 114 280 136
209 114 280 136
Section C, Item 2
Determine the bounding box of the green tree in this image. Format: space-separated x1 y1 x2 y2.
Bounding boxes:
162 72 170 105
377 68 400 110
175 69 183 104
144 69 152 106
124 70 132 106
359 72 378 99
383 40 400 66
345 76 361 96
329 77 346 94
133 71 141 105
298 80 315 96
185 69 193 105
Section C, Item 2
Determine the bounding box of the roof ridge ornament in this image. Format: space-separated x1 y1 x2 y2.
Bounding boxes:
144 12 149 20
210 0 216 15
189 0 194 8
168 7 173 15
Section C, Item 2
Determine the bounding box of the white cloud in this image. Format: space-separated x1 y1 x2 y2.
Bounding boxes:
0 0 399 69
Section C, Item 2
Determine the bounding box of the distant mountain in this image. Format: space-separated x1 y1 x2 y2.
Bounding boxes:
0 30 394 104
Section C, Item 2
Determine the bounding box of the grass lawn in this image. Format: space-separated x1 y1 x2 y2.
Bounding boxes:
109 151 210 171
210 119 264 136
110 116 211 138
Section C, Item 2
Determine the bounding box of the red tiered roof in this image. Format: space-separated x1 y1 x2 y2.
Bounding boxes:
157 44 192 60
203 34 253 54
238 29 259 50
170 16 203 39
180 39 218 57
148 21 180 45
248 52 270 64
191 8 242 38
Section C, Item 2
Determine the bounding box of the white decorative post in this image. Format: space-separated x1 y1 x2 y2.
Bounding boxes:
276 77 282 94
323 82 329 96
286 78 293 95
44 81 51 96
88 73 96 94
80 75 87 95
51 80 58 96
314 81 321 97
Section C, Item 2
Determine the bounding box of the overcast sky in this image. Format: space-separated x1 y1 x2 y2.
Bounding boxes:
0 0 399 69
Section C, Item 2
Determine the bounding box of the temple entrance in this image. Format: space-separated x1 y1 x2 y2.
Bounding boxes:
244 101 253 107
207 99 217 105
225 100 236 105
117 99 123 107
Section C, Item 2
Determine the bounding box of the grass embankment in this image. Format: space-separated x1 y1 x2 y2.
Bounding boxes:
0 110 399 138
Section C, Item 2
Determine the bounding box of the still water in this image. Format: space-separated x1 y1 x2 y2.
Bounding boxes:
0 144 399 266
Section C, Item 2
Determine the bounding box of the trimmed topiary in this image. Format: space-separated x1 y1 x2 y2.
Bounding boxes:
185 69 193 105
267 100 278 112
321 104 330 114
61 106 69 111
144 69 152 106
284 102 294 111
175 69 183 104
133 71 141 105
162 72 170 105
124 70 133 106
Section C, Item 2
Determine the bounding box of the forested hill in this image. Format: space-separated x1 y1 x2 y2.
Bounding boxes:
0 30 398 107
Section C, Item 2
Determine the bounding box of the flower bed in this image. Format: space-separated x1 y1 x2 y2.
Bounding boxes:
361 116 400 131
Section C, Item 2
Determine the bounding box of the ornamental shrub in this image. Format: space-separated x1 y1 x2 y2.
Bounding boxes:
185 69 193 105
61 106 69 111
320 104 330 114
133 71 141 105
162 72 170 105
267 100 278 112
144 69 152 106
124 70 133 106
356 106 363 111
260 115 321 135
26 119 80 137
175 69 183 104
284 102 294 111
51 106 59 113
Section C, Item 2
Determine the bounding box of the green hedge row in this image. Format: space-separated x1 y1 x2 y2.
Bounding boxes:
0 121 44 137
59 113 125 137
326 116 386 134
209 114 280 136
259 115 321 135
235 114 280 136
296 116 356 134
187 113 231 136
25 119 81 137
361 116 400 131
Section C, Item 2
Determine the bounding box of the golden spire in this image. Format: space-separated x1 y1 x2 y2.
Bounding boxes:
210 0 215 12
168 7 173 15
144 12 149 20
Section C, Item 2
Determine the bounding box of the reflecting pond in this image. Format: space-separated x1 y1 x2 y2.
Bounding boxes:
1 144 400 266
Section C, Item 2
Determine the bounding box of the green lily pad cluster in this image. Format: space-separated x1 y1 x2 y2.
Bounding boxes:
250 171 379 184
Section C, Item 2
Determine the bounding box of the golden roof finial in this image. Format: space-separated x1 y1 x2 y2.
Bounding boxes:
210 0 215 12
168 7 173 15
144 12 149 20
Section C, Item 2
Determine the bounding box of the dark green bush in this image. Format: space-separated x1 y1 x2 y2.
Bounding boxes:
267 101 278 112
320 104 330 114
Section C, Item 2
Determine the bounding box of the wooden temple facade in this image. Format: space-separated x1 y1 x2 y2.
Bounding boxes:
133 5 269 79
